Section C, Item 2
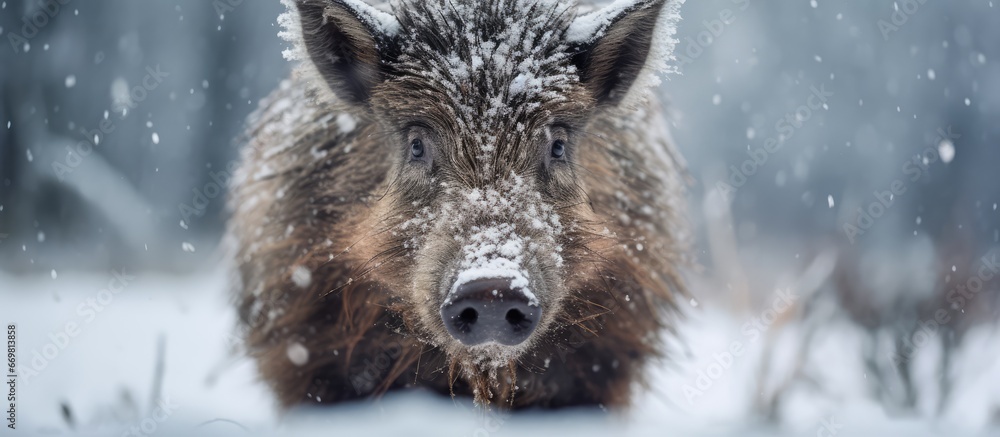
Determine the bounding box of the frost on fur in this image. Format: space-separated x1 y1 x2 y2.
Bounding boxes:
278 0 683 109
231 0 690 410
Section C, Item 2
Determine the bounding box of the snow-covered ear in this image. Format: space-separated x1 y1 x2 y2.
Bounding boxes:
568 0 679 107
294 0 399 105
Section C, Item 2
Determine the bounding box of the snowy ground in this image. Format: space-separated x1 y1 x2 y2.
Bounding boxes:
2 268 999 436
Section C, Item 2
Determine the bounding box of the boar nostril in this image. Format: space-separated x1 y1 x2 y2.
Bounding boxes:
440 277 541 346
505 309 528 331
454 307 478 333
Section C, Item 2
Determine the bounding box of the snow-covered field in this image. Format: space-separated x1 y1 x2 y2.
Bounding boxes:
3 268 998 436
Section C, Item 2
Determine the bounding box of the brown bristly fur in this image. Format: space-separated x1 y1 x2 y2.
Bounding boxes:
228 0 689 410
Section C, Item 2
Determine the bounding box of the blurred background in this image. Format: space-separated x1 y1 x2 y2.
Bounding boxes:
1 0 998 435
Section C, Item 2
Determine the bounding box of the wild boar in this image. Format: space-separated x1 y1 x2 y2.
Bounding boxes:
228 0 689 409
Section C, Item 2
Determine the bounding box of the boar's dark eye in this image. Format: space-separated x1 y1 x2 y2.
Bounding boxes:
550 139 565 159
410 138 425 159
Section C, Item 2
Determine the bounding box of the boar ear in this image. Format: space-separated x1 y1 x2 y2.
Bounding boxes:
568 0 678 107
294 0 399 105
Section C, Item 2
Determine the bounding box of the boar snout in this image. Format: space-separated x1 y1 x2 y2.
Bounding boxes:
441 276 541 346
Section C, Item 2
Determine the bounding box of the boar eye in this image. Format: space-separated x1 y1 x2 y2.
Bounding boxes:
550 139 565 159
410 138 425 159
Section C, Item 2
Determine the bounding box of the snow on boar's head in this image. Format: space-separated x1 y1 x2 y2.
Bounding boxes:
287 0 681 384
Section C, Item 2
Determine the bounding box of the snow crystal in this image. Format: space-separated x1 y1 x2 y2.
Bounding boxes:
566 0 638 43
65 75 76 88
256 84 320 159
277 1 305 61
335 113 356 134
340 0 400 35
252 163 276 181
566 0 684 106
286 342 310 366
451 264 537 306
50 269 57 279
827 195 835 208
152 132 160 144
310 146 328 160
181 242 196 252
938 139 955 163
279 0 399 62
290 265 312 288
508 72 543 96
110 77 130 109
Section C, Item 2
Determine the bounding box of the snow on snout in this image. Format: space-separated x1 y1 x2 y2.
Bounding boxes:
398 173 564 309
439 174 565 308
449 223 538 307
